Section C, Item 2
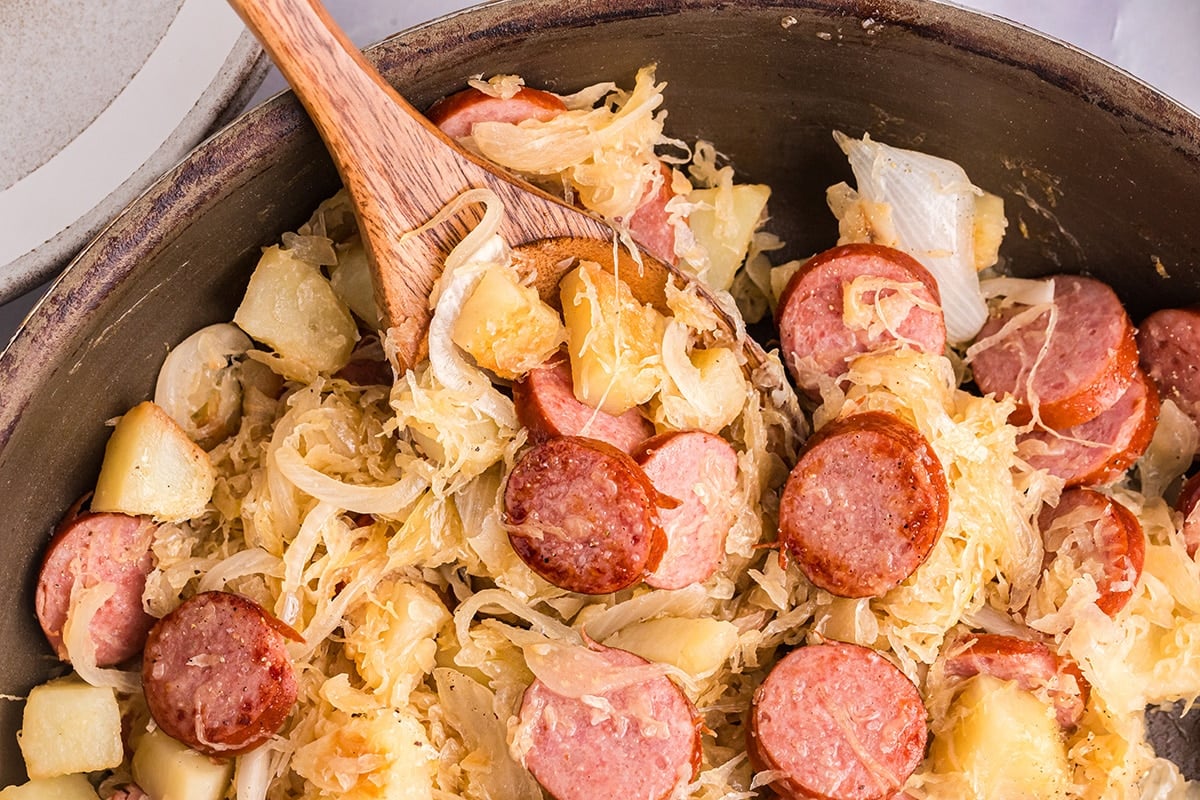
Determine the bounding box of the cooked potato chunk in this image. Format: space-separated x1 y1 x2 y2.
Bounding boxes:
92 401 215 522
450 266 565 380
132 729 233 800
560 260 665 415
0 774 99 800
687 184 770 291
931 673 1070 799
18 677 122 779
605 616 739 678
233 245 357 380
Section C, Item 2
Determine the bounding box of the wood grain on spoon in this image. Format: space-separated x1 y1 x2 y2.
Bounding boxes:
225 0 772 381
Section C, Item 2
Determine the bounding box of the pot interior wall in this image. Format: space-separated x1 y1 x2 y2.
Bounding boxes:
2 0 1199 785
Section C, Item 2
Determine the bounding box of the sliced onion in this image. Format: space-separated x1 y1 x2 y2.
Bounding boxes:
235 746 272 800
836 131 989 343
154 323 251 448
272 444 428 515
197 548 283 593
62 583 141 694
415 189 519 429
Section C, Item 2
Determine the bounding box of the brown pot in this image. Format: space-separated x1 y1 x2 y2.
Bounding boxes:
2 0 1199 783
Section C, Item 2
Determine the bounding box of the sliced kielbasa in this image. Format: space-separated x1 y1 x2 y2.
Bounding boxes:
624 162 678 264
778 411 948 597
35 511 157 667
1137 307 1200 428
970 274 1138 428
776 243 947 398
517 646 701 800
1177 472 1200 558
142 591 299 757
749 641 928 800
1038 488 1145 617
942 632 1090 729
1019 368 1159 487
426 85 567 139
503 436 666 594
513 353 654 455
634 430 738 589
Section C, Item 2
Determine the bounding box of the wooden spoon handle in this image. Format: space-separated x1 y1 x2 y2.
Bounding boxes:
227 0 454 341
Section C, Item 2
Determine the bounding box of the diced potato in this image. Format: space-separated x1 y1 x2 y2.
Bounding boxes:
132 728 233 800
972 191 1007 271
92 401 215 522
0 774 100 800
17 677 123 779
450 266 565 380
930 673 1070 799
687 184 771 291
605 616 739 678
560 260 665 415
233 245 358 380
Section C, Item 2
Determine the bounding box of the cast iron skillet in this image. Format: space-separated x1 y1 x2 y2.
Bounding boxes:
2 0 1200 785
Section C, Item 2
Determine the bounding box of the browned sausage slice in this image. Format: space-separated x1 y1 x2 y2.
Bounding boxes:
426 85 567 139
513 354 654 455
1137 307 1200 428
749 641 928 800
971 275 1138 428
624 162 678 264
778 411 948 597
776 243 947 398
504 436 666 594
35 511 157 666
942 632 1090 729
634 430 738 589
517 646 701 800
142 591 299 757
1019 368 1159 487
1038 488 1145 617
1177 472 1200 558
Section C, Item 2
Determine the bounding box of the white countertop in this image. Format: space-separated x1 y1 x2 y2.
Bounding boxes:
2 0 1197 344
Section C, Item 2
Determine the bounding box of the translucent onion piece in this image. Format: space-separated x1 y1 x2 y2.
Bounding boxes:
836 131 988 343
273 444 428 515
580 584 709 642
433 668 543 800
235 746 272 800
154 323 252 448
197 548 282 593
1139 400 1200 499
62 583 141 695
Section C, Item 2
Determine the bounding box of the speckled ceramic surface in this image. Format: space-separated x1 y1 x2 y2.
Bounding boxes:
0 0 267 301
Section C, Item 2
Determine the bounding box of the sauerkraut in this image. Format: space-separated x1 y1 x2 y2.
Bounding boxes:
13 69 1200 800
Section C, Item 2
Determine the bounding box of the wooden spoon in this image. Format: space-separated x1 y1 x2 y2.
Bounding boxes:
226 0 780 388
